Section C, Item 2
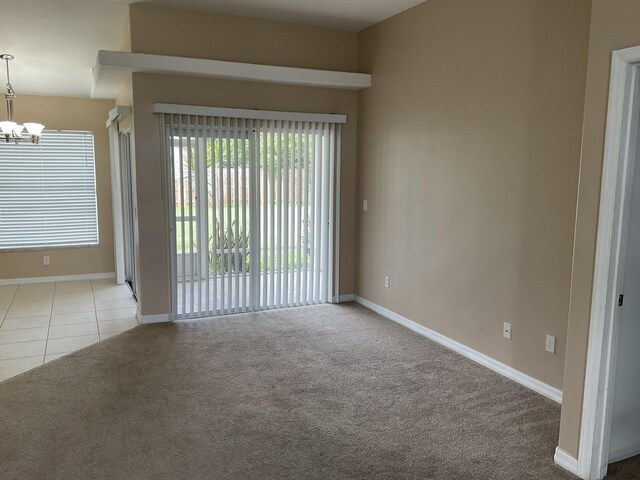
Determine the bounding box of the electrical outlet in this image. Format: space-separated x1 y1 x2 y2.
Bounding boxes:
546 335 556 354
363 200 368 211
503 322 512 340
43 256 50 266
384 275 390 288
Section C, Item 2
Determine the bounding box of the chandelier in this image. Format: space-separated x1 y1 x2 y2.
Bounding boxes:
0 54 44 144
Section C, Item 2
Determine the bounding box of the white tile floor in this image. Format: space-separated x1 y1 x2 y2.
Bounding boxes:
0 279 138 382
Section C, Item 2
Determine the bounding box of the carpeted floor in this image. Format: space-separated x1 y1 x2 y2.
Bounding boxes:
608 456 640 479
0 303 634 479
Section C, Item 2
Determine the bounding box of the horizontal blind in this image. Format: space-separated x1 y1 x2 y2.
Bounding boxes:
0 131 99 249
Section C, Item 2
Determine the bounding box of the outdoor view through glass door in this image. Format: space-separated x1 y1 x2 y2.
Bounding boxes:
162 110 342 319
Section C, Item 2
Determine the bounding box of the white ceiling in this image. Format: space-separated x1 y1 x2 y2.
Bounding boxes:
153 0 426 31
0 0 425 98
0 0 130 98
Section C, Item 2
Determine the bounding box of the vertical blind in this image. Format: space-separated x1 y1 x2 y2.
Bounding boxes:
0 131 99 249
161 111 342 319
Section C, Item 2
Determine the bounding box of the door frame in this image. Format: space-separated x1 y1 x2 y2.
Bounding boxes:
119 128 138 298
577 46 640 480
106 105 133 285
158 105 345 320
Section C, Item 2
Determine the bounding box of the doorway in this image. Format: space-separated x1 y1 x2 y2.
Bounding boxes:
608 102 640 465
160 107 343 319
577 47 640 480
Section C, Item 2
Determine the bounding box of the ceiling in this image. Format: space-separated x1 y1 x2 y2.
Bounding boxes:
152 0 426 31
0 0 424 98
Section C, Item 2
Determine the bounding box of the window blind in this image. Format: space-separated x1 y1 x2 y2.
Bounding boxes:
162 113 341 319
0 131 99 249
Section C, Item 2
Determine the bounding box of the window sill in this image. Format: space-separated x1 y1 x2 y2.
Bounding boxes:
0 244 100 253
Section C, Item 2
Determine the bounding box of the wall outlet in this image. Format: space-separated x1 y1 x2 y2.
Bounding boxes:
503 322 512 340
546 335 556 354
384 275 390 288
363 199 368 211
43 256 50 266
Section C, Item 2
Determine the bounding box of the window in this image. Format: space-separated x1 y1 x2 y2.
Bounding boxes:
0 131 99 249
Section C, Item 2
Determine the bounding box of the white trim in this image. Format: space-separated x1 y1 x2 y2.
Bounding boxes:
136 311 172 324
339 294 355 302
0 272 115 286
354 295 563 403
609 440 640 464
578 46 640 480
106 104 134 286
106 105 132 128
127 123 139 297
555 448 580 476
92 50 372 99
333 126 342 303
160 114 178 321
108 122 125 285
152 103 347 124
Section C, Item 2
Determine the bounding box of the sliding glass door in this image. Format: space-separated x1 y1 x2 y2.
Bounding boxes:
163 112 341 319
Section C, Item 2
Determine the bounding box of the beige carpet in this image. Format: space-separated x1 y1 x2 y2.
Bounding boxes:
608 456 640 479
0 303 630 479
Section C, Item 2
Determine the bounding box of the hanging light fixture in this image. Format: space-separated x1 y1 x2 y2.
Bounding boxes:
0 54 44 144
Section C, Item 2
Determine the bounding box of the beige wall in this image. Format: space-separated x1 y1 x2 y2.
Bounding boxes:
120 12 131 53
10 0 628 461
116 80 132 107
128 5 358 315
129 3 357 71
558 0 640 458
356 0 591 389
0 96 115 279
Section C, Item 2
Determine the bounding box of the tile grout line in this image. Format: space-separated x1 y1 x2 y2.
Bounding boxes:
2 311 136 331
0 353 48 363
1 331 101 346
42 283 57 364
0 285 20 330
0 337 48 346
91 279 102 340
1 319 90 331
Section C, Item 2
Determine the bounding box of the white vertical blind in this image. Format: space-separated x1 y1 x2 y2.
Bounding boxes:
0 131 98 249
163 112 341 318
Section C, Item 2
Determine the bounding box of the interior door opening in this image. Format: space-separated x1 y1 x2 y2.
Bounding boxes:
575 50 640 480
162 111 342 319
607 77 640 472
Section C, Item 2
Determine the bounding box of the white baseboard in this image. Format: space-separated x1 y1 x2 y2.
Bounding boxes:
354 295 563 404
339 293 355 302
136 311 171 324
0 272 115 286
554 447 579 476
609 440 640 463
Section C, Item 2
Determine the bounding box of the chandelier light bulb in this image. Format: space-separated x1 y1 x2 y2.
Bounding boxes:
0 121 16 135
24 123 44 136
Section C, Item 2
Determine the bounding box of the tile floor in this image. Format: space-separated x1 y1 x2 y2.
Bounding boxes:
0 279 138 382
